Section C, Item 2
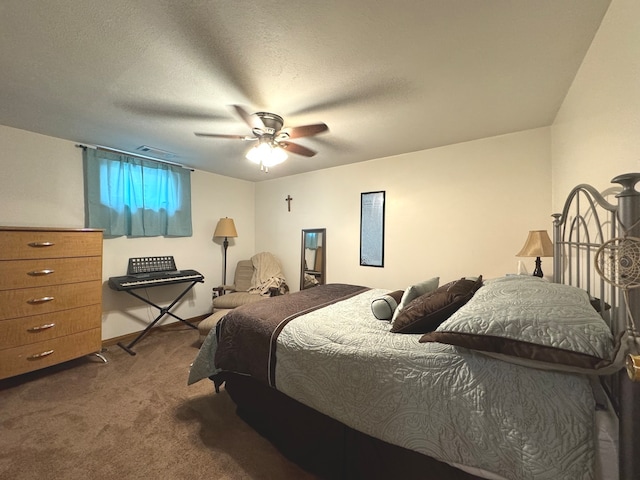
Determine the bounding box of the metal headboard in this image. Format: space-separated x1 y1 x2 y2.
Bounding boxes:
552 183 620 332
551 173 640 480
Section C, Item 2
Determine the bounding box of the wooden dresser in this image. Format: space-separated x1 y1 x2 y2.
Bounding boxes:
0 227 103 380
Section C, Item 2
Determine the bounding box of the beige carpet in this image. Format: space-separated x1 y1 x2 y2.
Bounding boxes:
0 325 318 480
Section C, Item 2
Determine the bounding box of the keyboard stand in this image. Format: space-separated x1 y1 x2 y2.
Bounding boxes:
117 280 200 356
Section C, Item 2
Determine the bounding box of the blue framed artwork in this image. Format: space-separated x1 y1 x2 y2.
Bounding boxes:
360 191 385 267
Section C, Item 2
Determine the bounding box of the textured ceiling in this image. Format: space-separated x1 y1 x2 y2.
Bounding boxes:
0 0 611 182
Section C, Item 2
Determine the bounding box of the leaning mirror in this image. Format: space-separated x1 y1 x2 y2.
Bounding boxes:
300 228 326 290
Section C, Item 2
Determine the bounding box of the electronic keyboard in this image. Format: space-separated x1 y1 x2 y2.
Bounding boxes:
108 269 204 291
108 256 204 291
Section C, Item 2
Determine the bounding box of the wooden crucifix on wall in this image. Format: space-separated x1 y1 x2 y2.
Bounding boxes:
285 195 293 212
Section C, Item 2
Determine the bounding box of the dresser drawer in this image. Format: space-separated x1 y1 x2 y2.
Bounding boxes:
0 230 102 260
0 305 101 349
0 281 102 321
0 257 102 291
0 328 102 380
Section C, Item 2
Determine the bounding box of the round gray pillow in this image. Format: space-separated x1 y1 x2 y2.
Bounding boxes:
371 290 404 320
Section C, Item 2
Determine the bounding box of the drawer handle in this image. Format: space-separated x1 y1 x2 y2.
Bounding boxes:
28 269 55 276
27 242 55 248
27 350 54 360
27 296 55 304
27 323 56 332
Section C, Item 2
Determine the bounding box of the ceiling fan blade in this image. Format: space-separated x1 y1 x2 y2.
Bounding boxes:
279 141 317 157
231 104 265 131
194 132 255 140
278 123 329 139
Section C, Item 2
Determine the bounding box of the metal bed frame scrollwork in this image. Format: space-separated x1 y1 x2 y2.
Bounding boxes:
552 173 640 480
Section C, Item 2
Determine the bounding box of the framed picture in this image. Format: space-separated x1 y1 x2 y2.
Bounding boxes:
360 191 385 267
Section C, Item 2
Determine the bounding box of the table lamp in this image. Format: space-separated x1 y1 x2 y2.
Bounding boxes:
516 230 554 278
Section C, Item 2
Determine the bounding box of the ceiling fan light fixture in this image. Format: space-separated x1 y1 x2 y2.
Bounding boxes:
196 106 324 170
246 142 287 169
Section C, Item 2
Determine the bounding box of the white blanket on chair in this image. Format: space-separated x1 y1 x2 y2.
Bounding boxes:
249 252 286 295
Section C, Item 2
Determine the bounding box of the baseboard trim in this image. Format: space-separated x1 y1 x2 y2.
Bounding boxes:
101 313 210 348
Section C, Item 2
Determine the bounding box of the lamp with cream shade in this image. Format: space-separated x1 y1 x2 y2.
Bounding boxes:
213 217 238 285
516 230 554 278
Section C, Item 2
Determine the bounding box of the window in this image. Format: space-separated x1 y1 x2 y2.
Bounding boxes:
83 148 192 237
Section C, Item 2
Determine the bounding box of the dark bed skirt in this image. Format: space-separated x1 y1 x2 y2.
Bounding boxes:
222 373 481 480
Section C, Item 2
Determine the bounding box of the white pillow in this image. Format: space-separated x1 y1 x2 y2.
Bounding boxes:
391 277 439 322
371 290 404 320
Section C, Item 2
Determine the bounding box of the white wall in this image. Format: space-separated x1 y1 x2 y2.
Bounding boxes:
551 0 640 209
0 125 255 340
255 127 552 291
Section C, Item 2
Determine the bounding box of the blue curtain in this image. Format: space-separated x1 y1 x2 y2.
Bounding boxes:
83 148 192 237
305 232 319 249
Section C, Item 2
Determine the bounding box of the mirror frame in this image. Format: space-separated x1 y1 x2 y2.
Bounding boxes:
300 228 326 290
360 191 385 267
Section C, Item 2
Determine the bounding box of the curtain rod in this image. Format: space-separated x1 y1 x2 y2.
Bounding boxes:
75 144 194 171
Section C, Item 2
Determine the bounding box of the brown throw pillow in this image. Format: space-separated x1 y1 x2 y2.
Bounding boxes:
390 276 483 334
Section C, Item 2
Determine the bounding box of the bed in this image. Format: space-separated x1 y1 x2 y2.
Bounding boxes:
189 173 640 480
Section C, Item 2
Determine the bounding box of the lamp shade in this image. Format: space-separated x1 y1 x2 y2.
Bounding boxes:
516 230 553 257
213 217 238 238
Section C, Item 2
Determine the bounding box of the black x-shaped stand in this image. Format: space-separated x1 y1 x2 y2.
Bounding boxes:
117 280 200 355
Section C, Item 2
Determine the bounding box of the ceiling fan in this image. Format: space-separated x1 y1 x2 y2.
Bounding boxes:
195 105 329 172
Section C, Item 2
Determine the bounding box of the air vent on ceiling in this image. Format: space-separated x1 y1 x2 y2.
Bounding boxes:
136 145 177 160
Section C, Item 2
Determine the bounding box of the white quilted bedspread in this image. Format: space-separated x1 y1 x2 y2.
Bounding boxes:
275 289 597 480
